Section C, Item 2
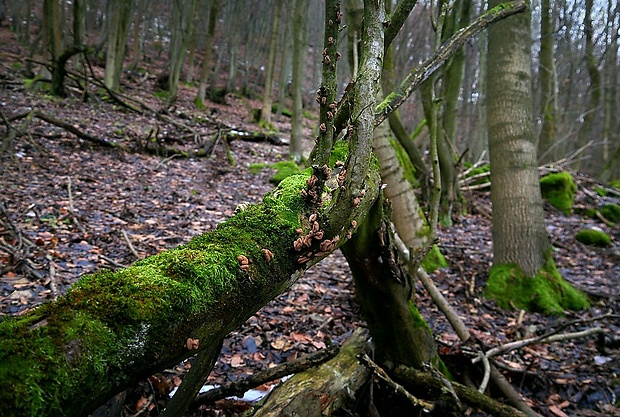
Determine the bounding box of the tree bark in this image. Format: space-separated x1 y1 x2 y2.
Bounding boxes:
196 0 220 106
575 0 602 171
166 0 195 105
341 197 438 370
486 0 549 276
290 0 310 162
537 0 558 163
259 0 283 125
104 0 132 91
248 328 370 417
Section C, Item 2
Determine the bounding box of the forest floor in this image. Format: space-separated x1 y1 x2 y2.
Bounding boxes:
2 33 620 417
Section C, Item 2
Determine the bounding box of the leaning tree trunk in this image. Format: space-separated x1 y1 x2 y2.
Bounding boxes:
0 3 386 416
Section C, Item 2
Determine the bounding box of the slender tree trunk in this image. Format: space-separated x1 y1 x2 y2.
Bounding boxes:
537 0 558 163
259 0 283 124
196 0 220 106
184 0 201 83
104 0 133 91
274 8 292 121
575 0 602 171
290 0 309 162
166 0 195 106
128 1 145 70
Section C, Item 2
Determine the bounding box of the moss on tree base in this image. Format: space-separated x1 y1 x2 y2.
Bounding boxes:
485 257 589 314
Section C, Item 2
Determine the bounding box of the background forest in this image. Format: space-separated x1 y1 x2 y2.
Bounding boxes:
0 1 620 417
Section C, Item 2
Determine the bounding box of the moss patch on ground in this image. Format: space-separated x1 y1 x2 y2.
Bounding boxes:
540 172 577 215
601 204 620 223
485 257 589 314
421 244 448 273
575 228 612 247
249 161 302 185
463 162 490 186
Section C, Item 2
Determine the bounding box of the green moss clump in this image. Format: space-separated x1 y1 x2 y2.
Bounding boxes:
329 140 349 167
601 204 620 223
540 172 577 215
485 257 589 314
575 228 612 247
390 137 417 188
594 186 608 197
258 119 276 132
463 162 490 185
609 179 620 189
270 161 301 184
421 244 448 273
248 161 301 185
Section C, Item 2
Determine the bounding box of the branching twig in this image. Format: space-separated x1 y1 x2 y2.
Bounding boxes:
359 353 433 411
190 345 339 409
122 230 141 260
474 327 605 364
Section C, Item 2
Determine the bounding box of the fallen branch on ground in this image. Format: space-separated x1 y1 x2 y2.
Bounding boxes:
190 345 339 410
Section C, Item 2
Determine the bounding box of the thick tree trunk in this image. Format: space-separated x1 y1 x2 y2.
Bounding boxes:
485 0 588 313
0 167 381 417
486 1 549 276
341 197 438 370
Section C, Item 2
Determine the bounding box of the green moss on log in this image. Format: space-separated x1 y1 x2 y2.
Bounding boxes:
0 171 314 417
539 172 577 215
575 228 612 247
485 256 589 314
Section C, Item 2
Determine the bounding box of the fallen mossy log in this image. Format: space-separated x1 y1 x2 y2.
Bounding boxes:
0 166 380 417
191 344 340 409
246 328 371 417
